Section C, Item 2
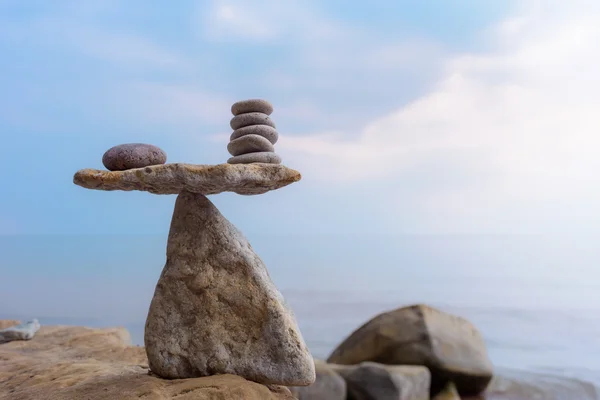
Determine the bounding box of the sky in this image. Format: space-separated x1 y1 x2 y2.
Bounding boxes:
2 0 599 237
1 3 600 374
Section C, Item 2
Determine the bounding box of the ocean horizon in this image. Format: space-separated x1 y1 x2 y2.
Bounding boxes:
1 233 599 398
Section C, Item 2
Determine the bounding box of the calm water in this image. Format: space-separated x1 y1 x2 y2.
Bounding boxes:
1 234 599 398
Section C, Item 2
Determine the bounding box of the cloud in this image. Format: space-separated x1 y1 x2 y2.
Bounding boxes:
202 0 346 43
274 1 600 232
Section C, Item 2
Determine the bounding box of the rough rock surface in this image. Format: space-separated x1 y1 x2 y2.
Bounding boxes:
73 163 299 195
330 362 430 400
102 143 167 171
227 152 282 165
230 112 276 130
227 134 275 156
0 320 20 330
0 319 40 344
327 304 493 396
290 360 346 400
231 125 279 144
144 192 315 385
231 99 274 116
0 322 293 400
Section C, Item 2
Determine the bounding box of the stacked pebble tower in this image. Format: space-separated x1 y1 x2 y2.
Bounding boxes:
227 99 282 165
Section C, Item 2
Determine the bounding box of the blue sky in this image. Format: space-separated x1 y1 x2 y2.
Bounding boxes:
2 4 600 370
1 0 600 236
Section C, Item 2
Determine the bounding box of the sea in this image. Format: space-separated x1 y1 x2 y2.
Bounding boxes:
1 233 599 399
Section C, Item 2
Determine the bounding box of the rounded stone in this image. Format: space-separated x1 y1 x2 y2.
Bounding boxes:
230 112 276 130
230 125 279 145
227 152 282 165
102 143 167 171
228 134 275 156
231 99 274 116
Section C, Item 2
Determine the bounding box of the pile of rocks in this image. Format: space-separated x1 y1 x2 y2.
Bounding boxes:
73 103 314 391
291 304 494 400
227 99 282 165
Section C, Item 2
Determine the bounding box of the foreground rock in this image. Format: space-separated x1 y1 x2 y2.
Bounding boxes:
0 320 20 330
0 322 293 400
144 191 315 385
290 360 346 400
0 319 40 344
327 304 493 396
330 362 430 400
73 163 300 195
102 143 167 171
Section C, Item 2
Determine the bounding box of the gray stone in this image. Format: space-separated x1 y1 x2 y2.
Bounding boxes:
231 125 279 144
102 143 166 171
327 304 494 396
227 134 275 156
330 362 430 400
231 99 274 116
230 112 276 130
0 319 40 344
227 152 282 165
290 360 346 400
73 163 299 195
144 192 315 386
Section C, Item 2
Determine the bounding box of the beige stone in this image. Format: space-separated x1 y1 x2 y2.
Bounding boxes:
0 322 293 400
144 192 315 385
433 382 461 400
330 362 430 400
327 304 493 396
0 320 20 330
73 163 300 195
290 359 346 400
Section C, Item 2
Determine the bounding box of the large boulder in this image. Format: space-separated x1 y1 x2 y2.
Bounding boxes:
327 304 493 396
290 360 346 400
330 362 430 400
0 321 294 400
144 191 315 385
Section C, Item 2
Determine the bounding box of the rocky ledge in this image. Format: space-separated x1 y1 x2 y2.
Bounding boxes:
0 321 294 400
73 163 301 195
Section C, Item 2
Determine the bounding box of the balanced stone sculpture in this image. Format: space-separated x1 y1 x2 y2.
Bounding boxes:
227 99 282 165
73 123 315 386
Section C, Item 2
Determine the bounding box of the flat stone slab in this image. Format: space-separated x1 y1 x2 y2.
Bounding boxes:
73 163 301 195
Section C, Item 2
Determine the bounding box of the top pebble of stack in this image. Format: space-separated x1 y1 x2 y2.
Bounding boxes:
231 99 274 116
